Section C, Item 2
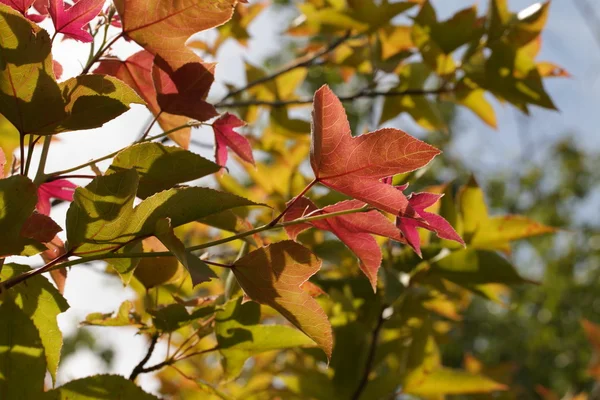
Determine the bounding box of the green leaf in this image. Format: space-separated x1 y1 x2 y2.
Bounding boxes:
454 84 497 128
107 240 143 285
216 298 317 379
0 296 46 399
66 171 261 257
404 368 507 395
150 303 215 333
108 142 220 199
44 75 144 134
458 176 489 240
430 249 529 286
471 215 557 252
1 264 69 383
154 217 218 286
232 241 333 359
66 169 139 255
0 5 66 135
83 300 143 327
0 175 41 256
43 374 159 399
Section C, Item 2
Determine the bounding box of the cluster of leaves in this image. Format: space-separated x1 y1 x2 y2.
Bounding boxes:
0 0 568 399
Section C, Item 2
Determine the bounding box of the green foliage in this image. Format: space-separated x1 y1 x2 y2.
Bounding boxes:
0 0 577 398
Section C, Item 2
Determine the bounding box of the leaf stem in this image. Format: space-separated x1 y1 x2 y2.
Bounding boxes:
138 111 162 142
81 33 123 74
203 260 232 269
268 179 318 227
46 174 96 182
0 206 374 290
23 134 35 177
34 136 52 185
19 134 24 175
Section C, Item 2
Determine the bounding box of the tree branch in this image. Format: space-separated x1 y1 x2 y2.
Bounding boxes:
217 87 452 109
129 334 160 381
350 307 387 400
217 31 352 104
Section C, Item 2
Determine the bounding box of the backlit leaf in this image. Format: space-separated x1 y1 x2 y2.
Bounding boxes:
83 300 142 327
232 241 333 358
212 113 255 168
0 297 46 399
216 298 317 379
284 197 403 291
311 85 440 218
48 0 104 42
1 263 69 383
154 217 217 287
149 302 215 333
152 55 218 122
0 5 65 134
113 0 237 68
431 249 529 286
43 374 159 399
94 51 192 147
108 142 220 199
405 368 507 395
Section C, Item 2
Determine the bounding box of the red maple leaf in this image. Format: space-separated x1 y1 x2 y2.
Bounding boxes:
284 197 404 290
395 191 464 257
212 113 255 168
152 55 218 123
0 0 35 14
310 85 441 219
94 51 192 148
36 179 77 215
49 0 104 42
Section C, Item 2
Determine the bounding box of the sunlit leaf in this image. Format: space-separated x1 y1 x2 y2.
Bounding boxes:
43 374 159 399
232 241 333 358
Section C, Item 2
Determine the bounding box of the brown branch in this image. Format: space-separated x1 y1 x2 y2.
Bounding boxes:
217 31 352 104
129 334 160 381
350 307 387 400
0 251 71 293
217 87 452 109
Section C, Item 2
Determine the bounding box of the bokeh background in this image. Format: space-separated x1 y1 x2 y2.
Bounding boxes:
5 0 600 397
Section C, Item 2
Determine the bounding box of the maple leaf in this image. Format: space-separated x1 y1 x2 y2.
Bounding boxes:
0 0 34 14
113 0 237 68
212 113 255 168
232 241 333 359
36 179 77 215
94 51 191 148
310 85 440 219
284 197 404 290
49 0 104 42
395 191 465 257
152 55 218 123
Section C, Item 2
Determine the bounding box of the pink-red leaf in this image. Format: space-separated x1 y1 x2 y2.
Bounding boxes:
212 113 254 167
396 191 464 256
284 197 404 291
152 55 218 123
311 85 441 219
232 241 333 359
0 0 34 14
36 179 77 215
49 0 104 42
94 51 191 148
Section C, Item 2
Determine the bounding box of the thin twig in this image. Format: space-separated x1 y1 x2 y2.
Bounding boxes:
217 87 452 109
129 334 160 381
139 112 162 142
81 33 123 74
268 179 317 227
217 31 352 104
0 251 71 293
350 307 387 400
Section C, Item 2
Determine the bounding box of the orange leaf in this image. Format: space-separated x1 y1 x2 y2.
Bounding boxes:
232 241 333 359
311 85 440 218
